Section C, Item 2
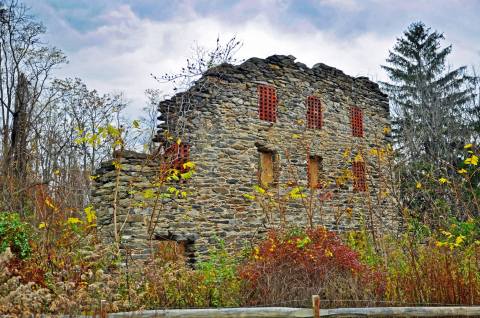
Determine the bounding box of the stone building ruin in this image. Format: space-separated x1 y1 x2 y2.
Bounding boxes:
92 55 396 263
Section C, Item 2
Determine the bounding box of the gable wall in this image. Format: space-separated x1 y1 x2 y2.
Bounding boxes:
92 55 397 262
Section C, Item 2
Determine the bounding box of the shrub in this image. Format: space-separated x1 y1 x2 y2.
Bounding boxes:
387 219 480 305
0 212 32 259
239 227 385 307
140 240 242 308
349 219 480 306
196 239 242 307
387 242 480 305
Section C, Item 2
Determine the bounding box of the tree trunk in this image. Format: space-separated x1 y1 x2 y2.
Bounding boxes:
7 73 29 211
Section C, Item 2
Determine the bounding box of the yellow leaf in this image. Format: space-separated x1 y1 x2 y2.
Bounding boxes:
383 127 391 134
354 153 363 162
457 168 467 174
53 169 60 175
289 187 306 199
106 124 120 137
441 230 453 238
176 138 182 145
464 143 473 149
455 235 465 246
253 185 266 194
416 182 422 189
67 217 82 225
45 198 57 211
182 161 195 169
75 127 84 135
464 155 479 166
112 160 122 170
438 177 448 184
292 134 301 139
143 189 155 199
84 206 96 224
38 222 46 229
180 170 193 179
243 193 255 200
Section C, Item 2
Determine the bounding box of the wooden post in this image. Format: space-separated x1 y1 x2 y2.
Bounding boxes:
100 299 107 318
312 295 321 318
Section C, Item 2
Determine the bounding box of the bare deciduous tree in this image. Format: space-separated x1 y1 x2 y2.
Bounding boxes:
152 36 243 144
0 0 66 211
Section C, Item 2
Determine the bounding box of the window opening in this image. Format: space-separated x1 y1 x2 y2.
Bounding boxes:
306 96 322 129
259 150 275 187
308 156 322 188
350 106 364 137
352 161 366 192
258 85 277 122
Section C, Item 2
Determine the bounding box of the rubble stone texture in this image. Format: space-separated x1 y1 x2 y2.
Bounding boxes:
92 55 397 263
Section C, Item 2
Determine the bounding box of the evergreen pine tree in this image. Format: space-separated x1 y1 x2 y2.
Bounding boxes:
381 22 476 164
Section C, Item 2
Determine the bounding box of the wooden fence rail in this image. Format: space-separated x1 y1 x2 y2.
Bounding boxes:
45 296 480 317
99 305 480 318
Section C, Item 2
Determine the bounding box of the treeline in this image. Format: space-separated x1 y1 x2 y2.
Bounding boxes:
0 1 153 214
1 0 479 227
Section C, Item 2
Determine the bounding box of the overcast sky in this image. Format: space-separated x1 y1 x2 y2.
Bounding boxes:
23 0 480 117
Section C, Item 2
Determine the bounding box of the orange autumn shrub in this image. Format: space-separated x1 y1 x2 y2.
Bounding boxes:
239 227 385 307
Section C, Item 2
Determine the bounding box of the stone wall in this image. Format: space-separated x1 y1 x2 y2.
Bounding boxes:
92 55 397 263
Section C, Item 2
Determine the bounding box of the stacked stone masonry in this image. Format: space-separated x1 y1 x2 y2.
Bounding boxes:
92 55 397 263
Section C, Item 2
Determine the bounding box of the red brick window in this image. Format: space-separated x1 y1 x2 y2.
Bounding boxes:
306 96 322 129
258 85 277 122
165 143 190 171
350 106 364 137
352 161 366 192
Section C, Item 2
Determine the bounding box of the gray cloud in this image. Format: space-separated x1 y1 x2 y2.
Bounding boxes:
22 0 480 117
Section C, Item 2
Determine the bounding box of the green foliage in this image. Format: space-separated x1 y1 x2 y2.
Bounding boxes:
347 228 383 267
436 217 480 249
406 217 432 243
196 239 241 307
138 240 242 309
0 212 32 259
